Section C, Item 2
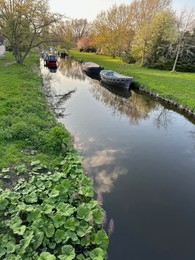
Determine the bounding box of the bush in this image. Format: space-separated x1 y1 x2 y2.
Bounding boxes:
43 125 71 154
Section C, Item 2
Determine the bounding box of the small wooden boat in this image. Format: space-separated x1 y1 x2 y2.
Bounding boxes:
82 61 104 75
100 70 133 88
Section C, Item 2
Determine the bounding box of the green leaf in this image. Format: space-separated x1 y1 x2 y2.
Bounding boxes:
89 248 105 260
76 254 86 260
77 204 92 221
80 236 90 247
25 192 38 203
51 213 65 228
27 210 41 222
64 217 79 231
93 208 103 225
92 230 109 250
42 204 54 214
54 229 65 244
45 223 55 238
0 246 6 258
31 160 41 166
76 226 86 238
33 230 44 250
49 189 60 198
6 242 16 254
2 167 10 173
0 198 8 210
57 203 75 217
13 225 26 236
15 164 27 174
38 252 56 260
19 231 34 256
61 245 75 260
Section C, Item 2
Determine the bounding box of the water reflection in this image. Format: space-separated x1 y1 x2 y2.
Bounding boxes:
83 149 128 193
90 81 158 124
58 58 86 81
40 58 195 260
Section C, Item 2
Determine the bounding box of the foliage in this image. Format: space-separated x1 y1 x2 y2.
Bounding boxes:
0 0 61 64
0 51 71 169
0 157 108 259
52 19 89 50
92 4 134 57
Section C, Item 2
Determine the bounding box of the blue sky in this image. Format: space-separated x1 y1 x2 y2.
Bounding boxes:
49 0 195 21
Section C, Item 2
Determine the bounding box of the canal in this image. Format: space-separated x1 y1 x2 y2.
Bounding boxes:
41 58 195 260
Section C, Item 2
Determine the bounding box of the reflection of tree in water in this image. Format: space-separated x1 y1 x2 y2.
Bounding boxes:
153 108 173 129
41 68 76 118
90 82 157 124
58 58 86 81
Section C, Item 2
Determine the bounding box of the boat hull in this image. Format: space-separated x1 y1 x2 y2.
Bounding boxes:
100 70 133 88
82 62 104 75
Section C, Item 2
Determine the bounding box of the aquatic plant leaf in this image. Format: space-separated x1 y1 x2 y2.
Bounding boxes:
38 252 56 260
77 204 92 221
92 230 109 250
93 208 103 225
89 248 105 259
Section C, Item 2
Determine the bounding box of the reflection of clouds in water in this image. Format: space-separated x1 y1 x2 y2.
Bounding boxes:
94 167 128 193
83 149 128 193
89 137 95 142
84 149 118 167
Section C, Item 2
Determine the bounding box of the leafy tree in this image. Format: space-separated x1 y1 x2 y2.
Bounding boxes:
92 4 134 58
144 10 176 66
0 0 61 64
130 0 172 65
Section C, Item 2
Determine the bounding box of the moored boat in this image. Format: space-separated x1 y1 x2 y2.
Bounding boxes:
100 70 133 88
45 54 59 68
82 61 104 75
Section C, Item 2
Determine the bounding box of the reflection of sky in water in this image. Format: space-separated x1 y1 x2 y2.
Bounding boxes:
41 59 195 260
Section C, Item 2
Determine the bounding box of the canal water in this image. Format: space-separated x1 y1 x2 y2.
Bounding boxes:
41 58 195 260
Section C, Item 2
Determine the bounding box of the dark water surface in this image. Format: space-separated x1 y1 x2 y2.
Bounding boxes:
41 59 195 260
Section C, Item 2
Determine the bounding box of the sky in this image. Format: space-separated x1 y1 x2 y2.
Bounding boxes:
49 0 195 21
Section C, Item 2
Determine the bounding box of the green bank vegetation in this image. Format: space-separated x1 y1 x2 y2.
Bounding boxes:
70 50 195 114
0 52 108 259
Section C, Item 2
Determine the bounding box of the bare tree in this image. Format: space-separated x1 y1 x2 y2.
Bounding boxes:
172 8 195 71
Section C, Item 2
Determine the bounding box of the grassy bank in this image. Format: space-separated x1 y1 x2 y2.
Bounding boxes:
70 50 195 114
0 51 108 259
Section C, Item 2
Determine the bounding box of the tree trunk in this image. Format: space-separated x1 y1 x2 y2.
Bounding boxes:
172 42 181 72
141 40 146 66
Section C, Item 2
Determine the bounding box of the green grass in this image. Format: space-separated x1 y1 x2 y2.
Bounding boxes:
0 51 71 169
70 50 195 113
